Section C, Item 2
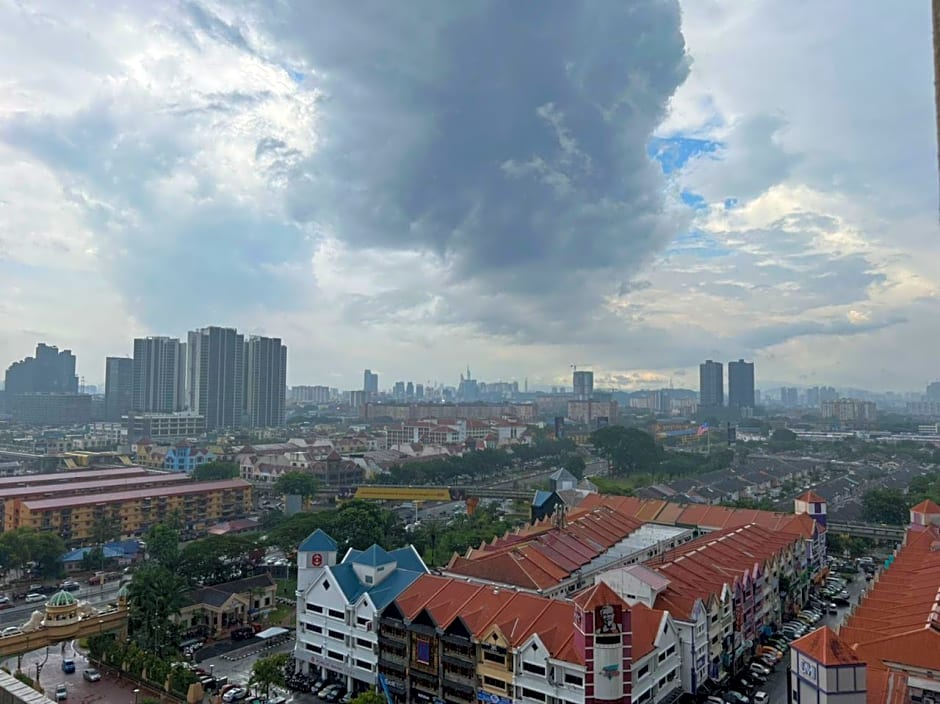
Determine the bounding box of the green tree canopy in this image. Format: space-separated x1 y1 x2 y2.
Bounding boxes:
192 460 240 481
274 470 319 498
249 653 289 698
562 455 586 481
0 527 66 578
178 534 258 586
265 500 404 554
591 426 661 476
861 488 912 525
145 523 180 569
770 428 797 443
127 563 188 657
351 692 386 704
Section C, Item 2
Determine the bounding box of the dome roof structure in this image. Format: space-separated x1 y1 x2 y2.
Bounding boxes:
46 590 77 608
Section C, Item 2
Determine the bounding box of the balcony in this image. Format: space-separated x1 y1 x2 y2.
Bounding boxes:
442 667 476 688
410 670 438 693
381 649 407 666
379 659 406 675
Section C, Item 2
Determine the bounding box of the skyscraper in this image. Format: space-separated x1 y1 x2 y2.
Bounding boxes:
363 369 379 396
572 370 594 401
727 359 755 409
132 337 186 412
699 360 724 408
245 335 287 428
186 326 245 431
4 343 78 394
104 357 133 421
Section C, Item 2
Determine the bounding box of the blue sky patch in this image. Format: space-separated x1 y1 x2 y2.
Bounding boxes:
648 135 723 174
665 229 731 259
680 190 707 210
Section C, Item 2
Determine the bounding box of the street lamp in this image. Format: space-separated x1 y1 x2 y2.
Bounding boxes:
133 687 140 703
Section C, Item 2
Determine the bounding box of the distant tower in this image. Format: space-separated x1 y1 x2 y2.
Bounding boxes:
794 490 828 527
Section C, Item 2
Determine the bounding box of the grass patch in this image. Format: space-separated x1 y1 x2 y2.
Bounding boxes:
277 577 297 599
268 604 295 627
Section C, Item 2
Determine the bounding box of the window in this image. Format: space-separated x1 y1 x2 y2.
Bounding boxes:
357 637 372 649
415 638 431 665
328 609 344 620
483 677 505 691
522 662 545 677
328 630 344 641
356 659 371 670
483 651 506 665
563 673 582 687
307 603 323 613
365 575 373 584
521 688 546 702
306 643 322 654
328 650 344 662
636 664 649 679
357 616 370 627
306 623 322 634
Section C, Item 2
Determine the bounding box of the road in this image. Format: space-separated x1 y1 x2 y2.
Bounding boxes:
0 582 124 626
764 569 869 703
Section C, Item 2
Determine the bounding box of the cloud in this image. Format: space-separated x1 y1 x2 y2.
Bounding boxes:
266 0 691 329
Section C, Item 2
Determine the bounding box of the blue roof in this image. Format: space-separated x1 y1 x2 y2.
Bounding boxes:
387 546 426 573
60 546 124 563
299 529 337 553
532 490 555 507
550 468 576 482
349 544 394 567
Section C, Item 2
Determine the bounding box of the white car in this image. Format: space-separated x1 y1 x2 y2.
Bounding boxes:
1 626 21 637
25 593 47 603
222 687 248 702
753 692 769 703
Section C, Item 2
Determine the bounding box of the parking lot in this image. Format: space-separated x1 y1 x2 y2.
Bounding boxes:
8 642 163 704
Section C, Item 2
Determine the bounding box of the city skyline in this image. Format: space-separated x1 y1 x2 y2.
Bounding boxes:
0 3 936 392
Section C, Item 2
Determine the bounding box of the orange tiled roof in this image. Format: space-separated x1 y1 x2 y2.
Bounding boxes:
791 626 862 666
835 523 940 703
796 490 827 504
631 602 666 660
392 574 582 664
910 498 940 514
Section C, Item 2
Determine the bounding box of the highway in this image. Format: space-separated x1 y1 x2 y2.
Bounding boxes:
0 582 124 627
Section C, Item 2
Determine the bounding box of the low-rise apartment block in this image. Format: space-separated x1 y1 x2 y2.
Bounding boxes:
294 529 429 694
126 411 207 442
11 479 251 543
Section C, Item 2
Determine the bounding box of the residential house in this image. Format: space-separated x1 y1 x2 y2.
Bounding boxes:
177 573 277 637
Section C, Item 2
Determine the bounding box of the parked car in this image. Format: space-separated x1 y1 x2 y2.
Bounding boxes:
54 684 67 701
82 669 101 682
318 685 335 698
724 692 748 704
750 662 771 677
222 687 248 702
1 626 21 637
753 691 769 703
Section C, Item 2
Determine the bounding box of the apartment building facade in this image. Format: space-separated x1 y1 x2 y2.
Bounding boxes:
12 479 251 543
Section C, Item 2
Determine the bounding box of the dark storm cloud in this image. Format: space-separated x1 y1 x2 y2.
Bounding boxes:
262 0 690 320
737 314 905 349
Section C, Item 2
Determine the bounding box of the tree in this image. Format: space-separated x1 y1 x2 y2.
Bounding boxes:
351 692 386 704
771 428 797 443
274 471 319 499
178 534 258 586
563 455 586 481
80 547 116 572
192 460 240 481
591 426 661 476
126 563 188 656
248 653 288 698
0 527 66 578
861 488 911 525
146 524 180 569
90 514 120 546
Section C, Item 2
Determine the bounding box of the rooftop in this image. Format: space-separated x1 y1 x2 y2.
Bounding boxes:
0 466 148 488
791 626 862 666
0 472 188 500
21 478 251 511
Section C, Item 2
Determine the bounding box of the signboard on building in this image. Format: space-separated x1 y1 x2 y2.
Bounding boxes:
477 691 512 704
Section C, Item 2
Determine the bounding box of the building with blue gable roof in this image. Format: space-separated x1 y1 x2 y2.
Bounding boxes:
294 529 429 693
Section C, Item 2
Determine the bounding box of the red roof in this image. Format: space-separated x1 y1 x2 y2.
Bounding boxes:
796 490 827 504
791 627 862 666
910 498 940 514
630 602 666 659
0 466 148 488
21 479 251 510
394 575 582 664
1 473 188 499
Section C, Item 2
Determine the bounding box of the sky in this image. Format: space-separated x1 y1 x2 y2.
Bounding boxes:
0 0 937 393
